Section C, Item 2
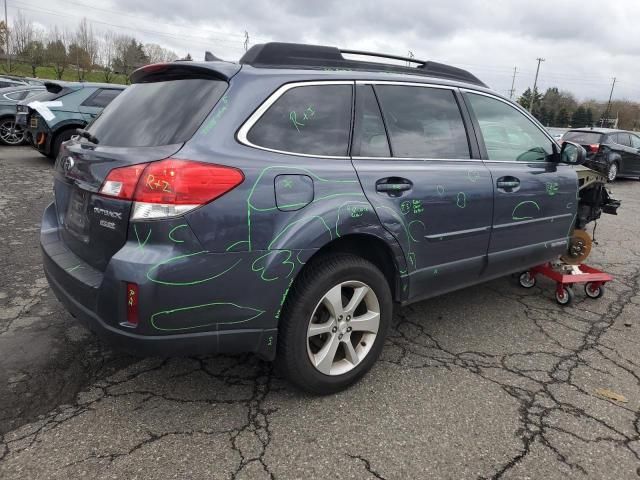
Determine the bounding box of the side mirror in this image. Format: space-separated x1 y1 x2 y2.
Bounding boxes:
560 141 586 165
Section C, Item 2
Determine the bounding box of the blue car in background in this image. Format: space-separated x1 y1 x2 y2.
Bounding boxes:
0 84 45 145
16 81 126 159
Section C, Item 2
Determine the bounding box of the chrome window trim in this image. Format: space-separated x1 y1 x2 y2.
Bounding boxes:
236 80 354 159
352 156 482 162
355 80 456 90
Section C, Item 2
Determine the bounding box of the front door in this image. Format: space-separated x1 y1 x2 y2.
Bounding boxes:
463 91 578 277
621 132 640 175
351 83 494 301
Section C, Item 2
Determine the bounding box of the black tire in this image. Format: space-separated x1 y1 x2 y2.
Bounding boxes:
606 161 619 182
519 271 536 288
555 287 574 306
584 282 605 299
49 128 76 160
278 254 392 394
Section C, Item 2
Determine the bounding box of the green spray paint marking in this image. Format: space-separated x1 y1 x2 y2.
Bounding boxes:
168 224 188 243
545 182 559 196
512 201 541 221
400 201 411 215
436 185 445 196
412 200 424 214
226 240 250 252
408 220 426 243
133 224 151 250
251 250 295 282
456 192 467 209
150 301 264 331
335 201 371 237
146 251 241 286
467 170 480 182
376 205 417 271
282 179 294 189
296 251 307 265
268 216 332 250
246 166 360 251
201 95 230 135
66 264 83 273
275 277 295 320
289 111 305 132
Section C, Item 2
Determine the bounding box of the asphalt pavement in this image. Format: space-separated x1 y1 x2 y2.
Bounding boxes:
1 146 639 479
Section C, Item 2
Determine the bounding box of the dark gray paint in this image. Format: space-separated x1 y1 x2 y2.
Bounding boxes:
41 64 579 359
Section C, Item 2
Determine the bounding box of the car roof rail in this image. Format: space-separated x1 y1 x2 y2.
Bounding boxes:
239 42 486 87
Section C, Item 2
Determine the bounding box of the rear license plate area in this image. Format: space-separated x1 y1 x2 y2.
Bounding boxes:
65 189 90 241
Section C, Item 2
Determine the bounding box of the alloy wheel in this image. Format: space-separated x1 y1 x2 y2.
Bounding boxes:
306 280 380 376
608 163 618 182
0 119 25 145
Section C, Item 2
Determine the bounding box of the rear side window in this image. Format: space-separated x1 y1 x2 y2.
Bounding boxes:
563 131 603 144
87 79 227 147
247 84 352 156
352 85 390 157
81 88 122 108
617 133 632 147
630 134 640 149
374 85 470 159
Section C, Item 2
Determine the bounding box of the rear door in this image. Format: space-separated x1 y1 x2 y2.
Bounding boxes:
615 132 639 175
351 82 494 301
629 133 640 174
463 91 577 276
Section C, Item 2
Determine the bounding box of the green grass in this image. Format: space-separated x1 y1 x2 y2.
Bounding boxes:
1 62 129 84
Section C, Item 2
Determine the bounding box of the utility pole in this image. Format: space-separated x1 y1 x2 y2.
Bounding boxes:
508 66 518 99
528 57 545 113
407 50 414 67
244 31 249 52
600 77 616 127
4 0 9 72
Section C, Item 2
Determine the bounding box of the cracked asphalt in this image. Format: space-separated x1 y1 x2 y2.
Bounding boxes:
1 146 639 479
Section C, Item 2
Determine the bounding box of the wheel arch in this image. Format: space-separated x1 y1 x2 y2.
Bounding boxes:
47 122 86 156
294 233 404 302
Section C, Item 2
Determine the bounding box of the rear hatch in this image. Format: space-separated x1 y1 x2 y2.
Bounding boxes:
54 63 234 271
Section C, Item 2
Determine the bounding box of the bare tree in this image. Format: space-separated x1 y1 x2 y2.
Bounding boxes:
24 27 46 77
11 11 34 60
143 43 178 64
46 27 70 80
75 18 97 78
98 31 116 83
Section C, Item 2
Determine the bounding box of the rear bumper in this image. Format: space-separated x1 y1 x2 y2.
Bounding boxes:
41 201 279 359
44 260 276 358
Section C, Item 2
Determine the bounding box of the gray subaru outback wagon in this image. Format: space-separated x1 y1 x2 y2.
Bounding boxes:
42 43 589 393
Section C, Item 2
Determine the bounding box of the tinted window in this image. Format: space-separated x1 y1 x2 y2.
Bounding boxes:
352 85 390 157
247 84 352 156
82 89 122 108
375 85 469 158
563 131 603 144
88 79 227 147
0 81 13 88
467 93 554 162
630 134 640 149
4 91 27 101
617 133 632 147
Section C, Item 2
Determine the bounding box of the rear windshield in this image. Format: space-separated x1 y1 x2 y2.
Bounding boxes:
87 79 227 147
563 131 602 144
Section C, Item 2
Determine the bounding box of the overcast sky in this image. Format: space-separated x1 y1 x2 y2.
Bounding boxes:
9 0 640 100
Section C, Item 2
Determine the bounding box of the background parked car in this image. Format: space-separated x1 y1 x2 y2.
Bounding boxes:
562 128 640 181
16 81 126 159
0 74 44 86
0 85 45 145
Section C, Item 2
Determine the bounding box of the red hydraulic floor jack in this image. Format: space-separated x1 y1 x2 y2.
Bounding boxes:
518 262 613 306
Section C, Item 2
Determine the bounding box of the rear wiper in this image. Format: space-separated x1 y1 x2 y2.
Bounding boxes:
75 128 99 144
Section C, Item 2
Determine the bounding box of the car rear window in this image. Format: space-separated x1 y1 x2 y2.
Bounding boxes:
563 131 602 144
87 79 227 147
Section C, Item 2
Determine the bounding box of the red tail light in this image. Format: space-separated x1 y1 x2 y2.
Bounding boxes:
125 282 139 327
588 144 600 153
99 159 244 219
